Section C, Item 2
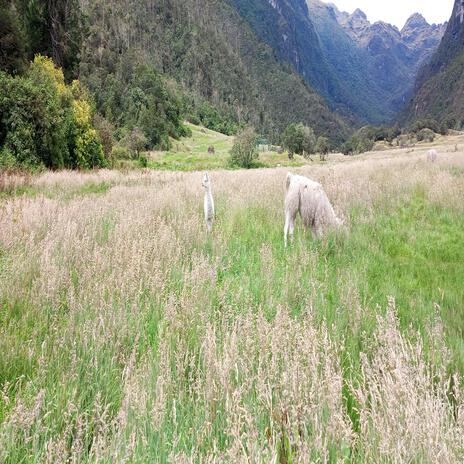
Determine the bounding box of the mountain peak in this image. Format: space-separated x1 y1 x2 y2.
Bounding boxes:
352 8 367 20
403 13 429 30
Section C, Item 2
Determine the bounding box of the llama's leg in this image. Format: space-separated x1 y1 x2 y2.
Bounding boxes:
284 212 290 247
289 216 295 244
313 219 324 239
285 211 296 247
206 219 213 233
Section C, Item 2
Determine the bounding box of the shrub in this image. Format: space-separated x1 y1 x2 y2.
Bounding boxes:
398 134 415 148
416 128 435 143
343 125 401 154
229 127 259 169
69 83 107 168
111 145 132 160
138 154 148 168
196 101 238 135
121 128 148 158
341 141 354 156
0 147 16 169
409 118 447 136
282 123 316 159
93 114 115 159
341 129 374 156
316 136 330 161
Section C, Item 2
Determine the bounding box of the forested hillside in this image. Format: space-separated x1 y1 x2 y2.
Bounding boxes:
79 0 350 142
307 0 390 122
0 0 350 170
404 0 464 128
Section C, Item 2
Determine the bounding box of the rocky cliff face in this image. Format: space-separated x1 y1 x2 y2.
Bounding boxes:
336 8 446 85
225 0 334 109
316 2 446 120
330 5 446 115
227 0 446 124
404 0 464 127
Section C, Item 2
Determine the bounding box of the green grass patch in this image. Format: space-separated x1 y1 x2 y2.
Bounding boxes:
209 190 464 371
146 123 310 171
1 183 464 460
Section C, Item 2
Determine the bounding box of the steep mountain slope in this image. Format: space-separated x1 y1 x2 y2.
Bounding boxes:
307 1 392 122
227 0 378 121
332 5 446 112
405 0 464 127
76 0 349 143
228 0 445 124
223 0 333 104
401 13 447 66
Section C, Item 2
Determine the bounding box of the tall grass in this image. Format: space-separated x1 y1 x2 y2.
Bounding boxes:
1 149 464 462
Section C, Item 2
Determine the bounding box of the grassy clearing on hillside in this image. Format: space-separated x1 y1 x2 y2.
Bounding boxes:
147 123 308 170
0 148 464 462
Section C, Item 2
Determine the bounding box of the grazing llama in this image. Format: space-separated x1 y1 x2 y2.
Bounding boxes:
427 149 438 163
284 173 342 247
202 171 214 232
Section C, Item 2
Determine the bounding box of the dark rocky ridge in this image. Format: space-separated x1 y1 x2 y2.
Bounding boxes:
404 0 464 127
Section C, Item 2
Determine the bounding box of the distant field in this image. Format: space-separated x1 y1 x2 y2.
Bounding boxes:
1 137 464 462
146 122 308 170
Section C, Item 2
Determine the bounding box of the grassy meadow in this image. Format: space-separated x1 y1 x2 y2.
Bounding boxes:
1 138 464 462
144 123 308 171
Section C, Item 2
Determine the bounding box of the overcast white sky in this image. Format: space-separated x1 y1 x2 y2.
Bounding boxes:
324 0 455 29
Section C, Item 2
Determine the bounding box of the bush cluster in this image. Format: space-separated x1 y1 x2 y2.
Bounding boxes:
0 56 106 169
188 101 238 136
408 118 447 136
341 125 401 156
86 60 191 153
282 123 317 159
416 128 435 143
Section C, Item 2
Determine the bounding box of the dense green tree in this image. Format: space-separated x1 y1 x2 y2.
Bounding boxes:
0 55 106 169
84 61 190 151
282 123 316 159
194 101 238 135
229 127 259 168
316 136 330 161
0 0 27 74
282 124 300 159
14 0 83 78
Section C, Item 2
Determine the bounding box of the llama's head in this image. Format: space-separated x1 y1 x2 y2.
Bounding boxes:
202 171 211 189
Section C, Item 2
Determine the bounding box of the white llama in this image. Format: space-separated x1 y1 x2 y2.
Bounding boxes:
202 171 214 232
284 173 342 247
427 149 438 163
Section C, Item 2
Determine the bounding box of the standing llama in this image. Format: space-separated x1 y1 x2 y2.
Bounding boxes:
427 149 438 163
284 173 342 247
202 171 214 232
